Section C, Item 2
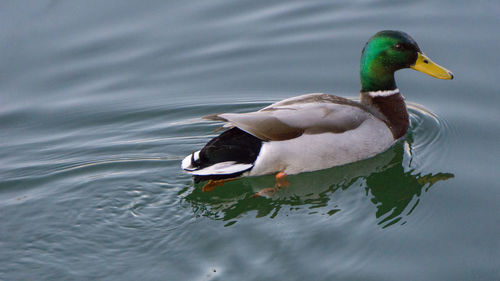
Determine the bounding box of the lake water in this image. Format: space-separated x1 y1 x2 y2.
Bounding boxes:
1 0 499 280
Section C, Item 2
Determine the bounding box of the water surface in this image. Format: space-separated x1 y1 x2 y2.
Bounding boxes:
1 0 499 280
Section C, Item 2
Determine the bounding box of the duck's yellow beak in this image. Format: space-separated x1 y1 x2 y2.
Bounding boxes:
410 52 454 80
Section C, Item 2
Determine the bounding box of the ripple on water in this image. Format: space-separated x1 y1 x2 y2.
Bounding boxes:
0 97 456 280
407 102 456 169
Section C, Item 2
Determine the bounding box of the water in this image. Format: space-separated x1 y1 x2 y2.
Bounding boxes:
1 0 499 280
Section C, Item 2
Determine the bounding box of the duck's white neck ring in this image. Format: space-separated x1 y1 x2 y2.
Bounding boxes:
365 88 400 98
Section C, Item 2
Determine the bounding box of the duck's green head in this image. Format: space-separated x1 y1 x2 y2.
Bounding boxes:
360 30 453 92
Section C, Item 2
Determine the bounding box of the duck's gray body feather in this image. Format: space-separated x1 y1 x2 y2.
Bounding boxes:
199 93 396 176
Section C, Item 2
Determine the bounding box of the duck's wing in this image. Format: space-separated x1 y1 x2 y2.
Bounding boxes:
203 93 377 141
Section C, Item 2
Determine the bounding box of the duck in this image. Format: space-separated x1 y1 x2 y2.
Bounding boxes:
181 30 453 192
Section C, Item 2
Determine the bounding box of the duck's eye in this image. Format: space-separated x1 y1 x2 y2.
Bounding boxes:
394 43 403 50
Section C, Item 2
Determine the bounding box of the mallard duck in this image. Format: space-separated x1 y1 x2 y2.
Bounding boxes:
182 30 453 190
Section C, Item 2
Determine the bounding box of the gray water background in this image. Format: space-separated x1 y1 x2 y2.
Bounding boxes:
1 0 499 280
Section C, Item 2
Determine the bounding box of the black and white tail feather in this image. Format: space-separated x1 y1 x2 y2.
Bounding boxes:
181 127 262 183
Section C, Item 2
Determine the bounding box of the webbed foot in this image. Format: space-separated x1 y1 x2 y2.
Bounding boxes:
252 172 290 197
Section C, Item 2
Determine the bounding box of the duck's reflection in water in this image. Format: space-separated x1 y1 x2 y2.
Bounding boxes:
183 141 453 228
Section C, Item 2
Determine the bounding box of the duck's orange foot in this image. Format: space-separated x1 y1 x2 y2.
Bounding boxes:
201 178 236 192
252 187 279 198
275 171 289 188
252 172 289 198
